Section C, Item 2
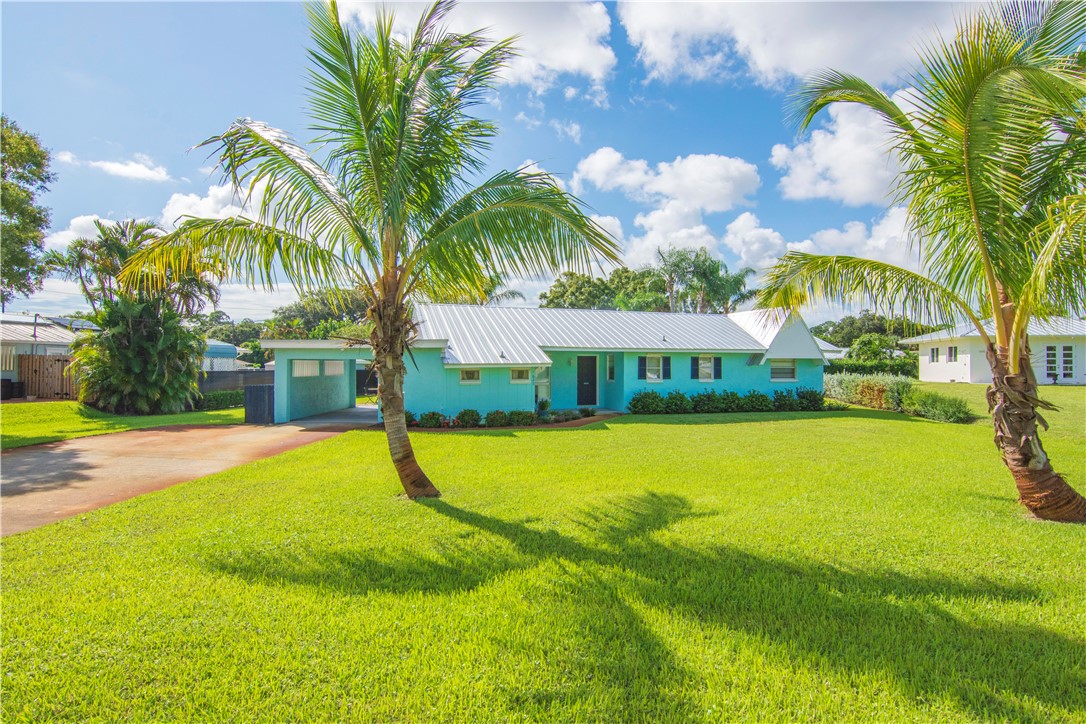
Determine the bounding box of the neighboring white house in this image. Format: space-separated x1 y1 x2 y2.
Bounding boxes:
901 317 1086 384
814 337 847 360
0 313 81 382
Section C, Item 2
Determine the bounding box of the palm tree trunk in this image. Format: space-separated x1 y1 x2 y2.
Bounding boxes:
986 342 1085 522
371 298 440 499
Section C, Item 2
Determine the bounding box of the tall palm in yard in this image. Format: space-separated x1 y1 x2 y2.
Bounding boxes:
759 0 1086 521
124 0 618 498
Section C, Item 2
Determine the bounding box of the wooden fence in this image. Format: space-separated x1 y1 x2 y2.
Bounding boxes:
17 354 77 400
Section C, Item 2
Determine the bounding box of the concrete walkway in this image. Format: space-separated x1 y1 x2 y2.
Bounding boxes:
1 406 379 536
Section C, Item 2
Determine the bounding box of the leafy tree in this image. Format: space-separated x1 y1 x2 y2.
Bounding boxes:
270 287 369 330
46 219 219 316
539 271 612 309
70 296 205 414
1 116 55 309
759 0 1086 521
810 310 935 348
124 0 617 498
846 333 901 361
238 340 271 367
609 267 668 311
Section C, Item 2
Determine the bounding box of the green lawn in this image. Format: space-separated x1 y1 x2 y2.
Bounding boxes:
0 400 245 450
3 387 1084 721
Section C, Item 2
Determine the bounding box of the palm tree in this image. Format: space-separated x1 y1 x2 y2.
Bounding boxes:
123 0 618 498
46 219 219 315
758 0 1086 521
686 248 758 313
655 247 695 312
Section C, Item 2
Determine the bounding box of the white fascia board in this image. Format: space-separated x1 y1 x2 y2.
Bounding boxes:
263 338 447 350
538 346 765 354
442 361 552 368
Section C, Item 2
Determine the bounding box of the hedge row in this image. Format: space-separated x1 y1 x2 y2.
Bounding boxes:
628 388 825 415
406 408 590 428
826 358 918 378
195 389 245 410
823 373 972 423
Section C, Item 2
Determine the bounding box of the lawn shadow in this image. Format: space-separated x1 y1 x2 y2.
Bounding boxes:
608 409 934 427
0 447 92 495
206 493 1084 720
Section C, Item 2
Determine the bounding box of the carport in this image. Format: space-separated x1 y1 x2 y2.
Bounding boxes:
262 340 372 424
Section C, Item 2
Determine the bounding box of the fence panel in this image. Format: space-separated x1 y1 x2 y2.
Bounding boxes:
199 369 274 393
17 354 77 399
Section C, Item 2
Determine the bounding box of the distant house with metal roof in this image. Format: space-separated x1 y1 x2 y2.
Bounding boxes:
262 304 827 424
203 339 245 372
0 313 81 383
814 337 847 360
901 317 1085 385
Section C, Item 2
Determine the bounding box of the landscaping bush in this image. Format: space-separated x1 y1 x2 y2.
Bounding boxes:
827 357 918 378
717 391 742 413
455 409 481 428
772 389 801 412
823 373 913 412
663 391 693 414
628 390 666 414
507 410 537 426
198 390 245 411
578 407 596 418
689 390 721 413
404 410 416 425
418 411 445 428
740 391 774 413
537 399 551 415
902 390 973 423
551 410 581 423
484 410 509 427
794 388 825 412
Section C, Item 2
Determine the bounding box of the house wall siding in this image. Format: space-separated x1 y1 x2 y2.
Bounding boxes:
402 347 537 416
272 348 359 423
917 336 1085 385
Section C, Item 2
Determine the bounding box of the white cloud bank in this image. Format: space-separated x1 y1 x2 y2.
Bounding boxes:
617 1 961 87
56 151 172 182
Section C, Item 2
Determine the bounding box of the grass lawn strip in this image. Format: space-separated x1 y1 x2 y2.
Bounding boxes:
2 385 1084 720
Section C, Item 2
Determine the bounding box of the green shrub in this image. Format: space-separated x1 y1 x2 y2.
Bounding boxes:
717 391 742 413
551 410 581 423
903 390 973 423
418 411 445 428
484 410 509 427
794 388 825 412
628 390 666 414
71 296 205 415
507 410 537 426
740 391 773 412
663 391 692 414
827 357 918 378
455 409 481 428
403 410 416 425
199 390 244 410
772 389 800 412
824 373 913 411
578 407 596 418
689 391 721 413
537 399 551 414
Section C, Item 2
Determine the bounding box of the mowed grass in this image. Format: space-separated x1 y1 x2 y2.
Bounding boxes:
0 400 245 449
3 387 1085 721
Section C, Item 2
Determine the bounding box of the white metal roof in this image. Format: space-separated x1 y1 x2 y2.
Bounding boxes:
414 304 767 366
901 317 1086 344
0 314 79 346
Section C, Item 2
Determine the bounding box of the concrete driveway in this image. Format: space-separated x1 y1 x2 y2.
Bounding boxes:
1 406 379 536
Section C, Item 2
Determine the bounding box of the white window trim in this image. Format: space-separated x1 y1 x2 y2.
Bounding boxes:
510 368 530 384
930 347 940 363
947 346 958 363
645 354 663 383
292 359 320 378
769 359 797 382
698 354 714 382
459 369 482 385
1062 345 1074 378
324 360 345 376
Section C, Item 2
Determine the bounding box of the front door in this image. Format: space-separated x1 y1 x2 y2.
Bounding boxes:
576 355 597 406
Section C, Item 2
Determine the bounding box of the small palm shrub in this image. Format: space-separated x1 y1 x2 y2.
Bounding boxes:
71 296 205 415
484 410 509 427
507 410 537 426
663 391 693 414
903 390 973 423
455 409 482 428
628 390 666 414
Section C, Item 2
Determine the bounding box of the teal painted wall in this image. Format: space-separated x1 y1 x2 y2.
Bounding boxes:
547 351 608 410
618 352 823 411
273 348 360 423
402 348 537 416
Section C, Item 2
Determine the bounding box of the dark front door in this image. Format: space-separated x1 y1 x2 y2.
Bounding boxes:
576 355 597 406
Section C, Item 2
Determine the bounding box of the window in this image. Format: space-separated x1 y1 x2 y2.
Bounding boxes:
930 347 940 363
697 354 714 381
535 366 551 402
292 360 319 378
947 346 958 363
770 359 797 381
637 355 670 381
510 368 530 384
1046 345 1057 376
324 360 345 376
459 369 481 384
1063 346 1074 378
606 354 615 382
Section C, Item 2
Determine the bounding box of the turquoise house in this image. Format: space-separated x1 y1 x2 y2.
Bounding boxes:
263 304 826 423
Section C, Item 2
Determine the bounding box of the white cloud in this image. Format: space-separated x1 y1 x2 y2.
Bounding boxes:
342 1 615 102
86 153 172 182
591 214 624 246
215 283 300 320
515 111 542 130
617 1 961 87
42 214 110 251
159 184 246 229
549 119 582 144
722 212 815 269
56 150 78 164
770 102 904 206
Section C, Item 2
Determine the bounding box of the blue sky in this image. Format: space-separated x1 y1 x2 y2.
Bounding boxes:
2 1 965 321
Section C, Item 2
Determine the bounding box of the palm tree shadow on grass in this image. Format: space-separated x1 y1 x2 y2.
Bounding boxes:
206 493 1084 719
